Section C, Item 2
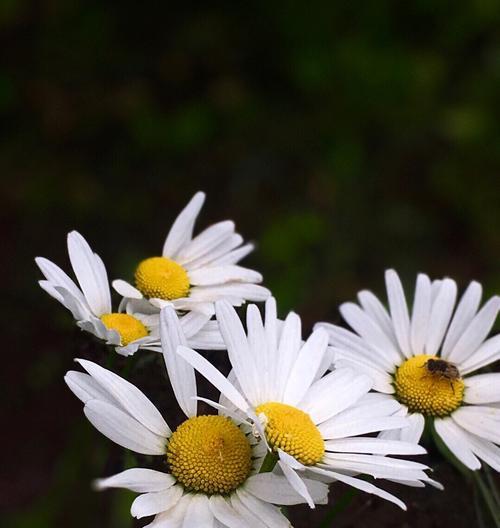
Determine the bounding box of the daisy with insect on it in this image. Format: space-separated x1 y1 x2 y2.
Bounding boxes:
176 297 436 511
36 231 224 356
112 191 271 317
316 269 500 472
64 306 328 527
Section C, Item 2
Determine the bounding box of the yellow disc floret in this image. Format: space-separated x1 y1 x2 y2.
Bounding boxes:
256 402 324 465
394 354 464 417
166 415 252 495
134 256 190 300
100 313 148 345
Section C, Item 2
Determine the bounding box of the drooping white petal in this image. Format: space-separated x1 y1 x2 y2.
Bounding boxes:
434 418 481 470
441 281 482 359
282 328 329 406
244 473 329 506
160 307 197 418
447 296 500 366
67 231 111 316
131 486 184 519
236 487 291 526
464 373 500 404
385 269 412 358
459 430 500 472
112 279 143 299
84 400 166 455
424 278 457 356
76 359 170 437
325 437 426 456
410 273 431 357
162 191 205 258
94 468 176 492
277 451 315 508
176 345 249 413
308 466 407 510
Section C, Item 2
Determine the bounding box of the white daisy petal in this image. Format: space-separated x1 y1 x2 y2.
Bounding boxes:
246 304 269 403
236 487 292 526
459 431 500 472
209 496 253 528
162 191 205 258
325 437 426 455
83 400 166 455
340 302 402 365
299 369 372 424
276 311 302 399
452 406 500 444
460 334 500 375
176 345 249 413
277 451 315 508
215 300 260 404
385 269 412 358
424 278 457 356
319 414 409 440
160 307 197 418
76 359 170 437
447 296 500 366
229 495 268 528
441 281 482 359
410 273 431 357
308 466 407 510
94 468 176 492
177 221 235 265
131 486 184 519
178 311 211 338
399 413 425 444
181 493 213 528
283 328 329 406
144 494 190 528
434 417 481 470
65 371 119 405
464 373 500 404
112 279 143 299
189 265 262 286
358 289 396 342
182 234 244 270
244 473 329 506
211 243 254 266
67 231 111 316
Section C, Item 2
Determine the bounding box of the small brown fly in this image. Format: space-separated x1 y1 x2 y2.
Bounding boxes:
423 358 461 392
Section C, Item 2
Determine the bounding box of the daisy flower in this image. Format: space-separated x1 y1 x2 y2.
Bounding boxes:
36 231 224 356
112 191 270 315
176 297 434 510
316 269 500 472
64 306 328 526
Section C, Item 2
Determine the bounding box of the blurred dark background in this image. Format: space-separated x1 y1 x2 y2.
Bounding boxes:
2 1 500 526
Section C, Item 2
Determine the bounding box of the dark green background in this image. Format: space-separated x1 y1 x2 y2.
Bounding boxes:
2 1 500 526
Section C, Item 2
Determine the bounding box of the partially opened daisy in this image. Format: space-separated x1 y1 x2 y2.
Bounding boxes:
316 269 500 472
64 306 328 526
177 298 434 510
36 231 224 356
112 191 270 315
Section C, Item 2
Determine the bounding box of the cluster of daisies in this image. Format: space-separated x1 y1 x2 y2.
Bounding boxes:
37 192 500 527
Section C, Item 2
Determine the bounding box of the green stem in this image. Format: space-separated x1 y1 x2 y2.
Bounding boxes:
259 452 279 473
473 471 500 528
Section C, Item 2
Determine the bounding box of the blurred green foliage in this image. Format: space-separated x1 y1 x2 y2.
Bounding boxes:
2 1 500 526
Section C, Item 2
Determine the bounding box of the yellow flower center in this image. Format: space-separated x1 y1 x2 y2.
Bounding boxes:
166 415 252 495
100 313 148 345
394 354 464 417
256 402 324 466
134 256 190 300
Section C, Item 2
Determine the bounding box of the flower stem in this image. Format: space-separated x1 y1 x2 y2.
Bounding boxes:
259 452 279 473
